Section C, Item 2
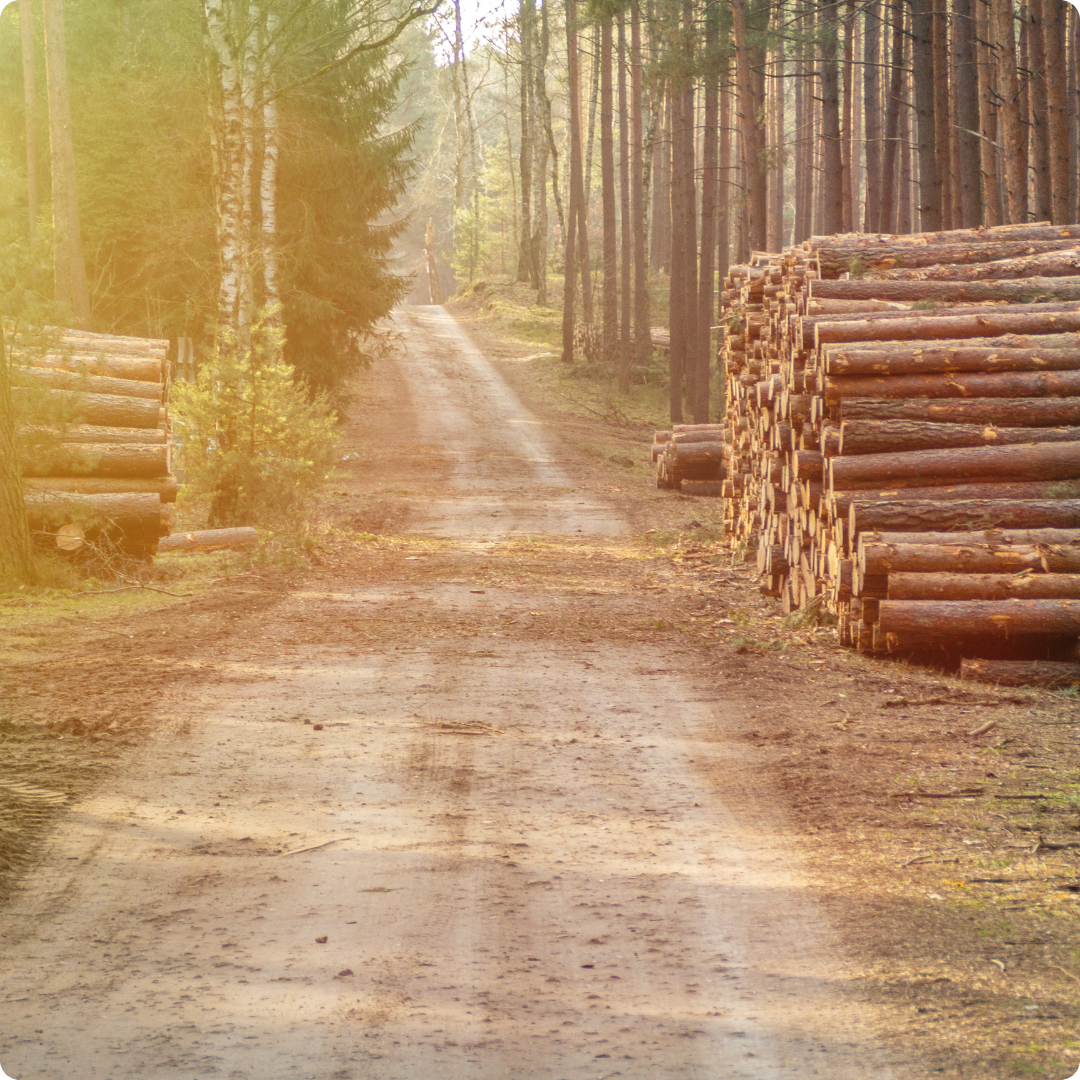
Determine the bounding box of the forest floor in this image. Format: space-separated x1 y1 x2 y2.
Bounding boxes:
0 292 1077 1079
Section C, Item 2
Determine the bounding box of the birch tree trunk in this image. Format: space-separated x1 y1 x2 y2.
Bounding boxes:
42 0 91 330
19 0 39 246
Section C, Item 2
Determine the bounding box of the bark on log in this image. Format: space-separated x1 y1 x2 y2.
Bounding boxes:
27 352 164 382
23 424 168 445
814 237 1080 276
832 441 1080 488
806 299 914 314
22 476 180 502
157 527 258 553
889 573 1080 600
830 480 1080 515
860 541 1080 576
814 278 1080 304
824 370 1080 401
16 367 164 400
876 598 1080 637
813 310 1080 348
865 247 1080 281
960 658 1080 686
52 329 168 358
21 443 170 479
839 419 1080 455
825 343 1080 377
24 490 166 535
865 528 1080 545
849 499 1080 534
840 397 1080 427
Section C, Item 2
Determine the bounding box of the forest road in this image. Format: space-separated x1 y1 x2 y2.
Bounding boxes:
0 305 900 1079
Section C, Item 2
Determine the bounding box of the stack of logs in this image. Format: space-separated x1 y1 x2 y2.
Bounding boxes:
713 222 1080 680
13 327 176 558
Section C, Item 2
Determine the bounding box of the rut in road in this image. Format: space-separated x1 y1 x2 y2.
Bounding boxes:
0 305 901 1079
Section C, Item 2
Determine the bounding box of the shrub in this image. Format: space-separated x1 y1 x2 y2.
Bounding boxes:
172 307 339 529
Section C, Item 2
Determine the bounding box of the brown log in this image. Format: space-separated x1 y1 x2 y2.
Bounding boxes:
24 490 167 535
867 247 1080 282
15 367 163 400
824 342 1080 377
865 528 1080 545
814 309 1080 348
839 419 1080 455
849 499 1080 535
814 236 1080 276
876 598 1080 637
806 299 914 314
960 658 1080 687
860 541 1080 576
26 352 164 382
825 370 1080 402
23 424 168 445
831 441 1080 488
793 449 823 479
22 475 180 502
21 443 170 479
816 277 1080 304
840 397 1080 427
830 480 1080 513
157 527 258 554
889 573 1080 600
54 329 168 358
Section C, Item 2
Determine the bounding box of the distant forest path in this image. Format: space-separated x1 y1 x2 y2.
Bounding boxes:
0 306 904 1080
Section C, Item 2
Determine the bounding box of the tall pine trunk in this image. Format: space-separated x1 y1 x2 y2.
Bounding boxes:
42 0 91 329
668 84 685 422
600 17 617 367
954 0 983 226
996 0 1026 223
879 0 905 232
562 0 583 363
911 0 941 230
630 0 650 375
840 0 854 233
734 0 766 250
19 0 39 245
697 0 719 422
0 321 33 586
617 11 632 391
1043 0 1070 223
819 0 844 235
862 2 881 230
518 0 534 282
976 0 1002 225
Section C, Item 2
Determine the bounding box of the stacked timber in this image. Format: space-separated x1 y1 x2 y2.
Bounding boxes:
714 222 1080 667
12 327 176 557
653 424 728 491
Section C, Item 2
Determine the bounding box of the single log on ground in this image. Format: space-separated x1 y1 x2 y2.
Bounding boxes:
15 367 164 400
839 419 1080 455
814 238 1080 276
28 353 164 382
816 278 1080 305
813 310 1080 348
860 541 1080 576
869 248 1080 282
876 598 1080 638
22 424 168 445
888 573 1080 601
824 370 1080 403
824 343 1080 377
840 397 1080 427
831 441 1080 489
830 481 1080 514
22 476 180 502
157 527 258 554
849 499 1080 535
21 443 170 479
960 658 1080 687
24 490 166 535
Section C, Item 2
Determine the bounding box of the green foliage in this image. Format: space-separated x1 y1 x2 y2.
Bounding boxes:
173 307 339 530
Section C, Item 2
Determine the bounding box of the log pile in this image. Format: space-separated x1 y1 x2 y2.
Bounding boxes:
710 222 1080 670
12 328 176 558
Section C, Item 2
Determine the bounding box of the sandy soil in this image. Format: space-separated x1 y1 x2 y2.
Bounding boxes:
3 301 1079 1079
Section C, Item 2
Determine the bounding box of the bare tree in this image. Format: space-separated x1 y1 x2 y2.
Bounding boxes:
19 0 39 245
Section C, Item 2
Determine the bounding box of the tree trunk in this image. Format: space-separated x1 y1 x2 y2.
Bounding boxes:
518 0 535 282
840 0 854 234
898 54 913 234
976 0 1003 227
561 0 582 363
158 527 258 553
1028 0 1051 221
953 0 983 226
534 0 553 302
910 0 941 231
932 0 953 229
668 83 686 422
630 0 650 374
734 0 766 250
718 60 732 280
18 0 39 245
261 9 280 312
650 92 671 271
696 0 719 423
879 0 905 233
863 2 882 232
995 0 1026 224
617 11 632 391
0 322 33 585
1043 0 1070 224
600 16 617 368
42 0 91 330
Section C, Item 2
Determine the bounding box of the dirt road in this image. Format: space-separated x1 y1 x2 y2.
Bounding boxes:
0 306 904 1079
